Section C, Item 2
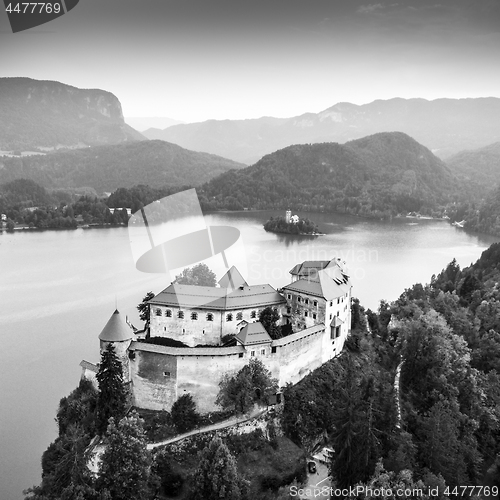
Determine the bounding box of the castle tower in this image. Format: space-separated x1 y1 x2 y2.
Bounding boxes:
285 209 291 224
98 309 133 382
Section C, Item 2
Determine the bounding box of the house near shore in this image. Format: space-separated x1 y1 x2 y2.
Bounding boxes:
81 258 352 413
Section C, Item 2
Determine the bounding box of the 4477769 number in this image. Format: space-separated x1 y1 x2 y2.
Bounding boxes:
444 486 498 497
5 2 61 14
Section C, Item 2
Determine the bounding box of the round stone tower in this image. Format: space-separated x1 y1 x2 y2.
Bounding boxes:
98 309 133 382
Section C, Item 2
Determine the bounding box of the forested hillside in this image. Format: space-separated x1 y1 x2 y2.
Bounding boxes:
445 142 500 200
0 140 244 193
282 244 500 491
199 132 460 217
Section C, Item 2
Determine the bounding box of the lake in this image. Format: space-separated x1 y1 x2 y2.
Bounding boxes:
0 210 497 500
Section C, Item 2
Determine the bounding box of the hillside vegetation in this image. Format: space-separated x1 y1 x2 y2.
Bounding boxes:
0 140 244 193
0 77 144 151
198 132 461 218
445 141 500 200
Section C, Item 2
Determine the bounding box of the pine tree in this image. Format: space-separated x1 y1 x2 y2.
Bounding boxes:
96 344 127 435
191 436 242 500
97 412 153 500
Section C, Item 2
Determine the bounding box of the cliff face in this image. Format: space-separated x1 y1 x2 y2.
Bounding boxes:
0 77 145 151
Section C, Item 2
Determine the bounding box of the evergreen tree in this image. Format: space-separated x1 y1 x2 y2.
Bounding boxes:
96 344 127 435
137 291 154 328
97 412 153 500
259 307 282 340
170 393 199 433
191 436 242 500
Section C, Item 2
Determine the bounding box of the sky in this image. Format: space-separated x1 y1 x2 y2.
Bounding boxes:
1 0 500 122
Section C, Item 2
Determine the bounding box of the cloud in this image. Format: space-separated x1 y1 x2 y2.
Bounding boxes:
357 3 385 14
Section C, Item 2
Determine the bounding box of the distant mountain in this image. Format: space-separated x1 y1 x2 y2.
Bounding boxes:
144 98 500 164
445 142 500 200
198 132 459 217
0 77 146 152
125 117 184 132
0 140 244 193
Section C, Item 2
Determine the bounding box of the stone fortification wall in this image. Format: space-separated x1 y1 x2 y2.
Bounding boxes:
128 324 339 413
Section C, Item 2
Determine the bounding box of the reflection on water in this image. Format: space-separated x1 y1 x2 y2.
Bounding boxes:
0 211 498 499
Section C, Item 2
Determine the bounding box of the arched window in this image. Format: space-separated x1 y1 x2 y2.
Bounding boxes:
236 311 243 321
166 309 172 318
178 310 184 319
226 313 233 322
206 313 214 321
155 308 162 316
191 312 198 320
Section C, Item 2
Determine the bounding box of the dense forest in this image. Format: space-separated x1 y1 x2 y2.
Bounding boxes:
0 179 129 229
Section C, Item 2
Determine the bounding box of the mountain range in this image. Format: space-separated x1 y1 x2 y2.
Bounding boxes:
144 98 500 164
0 77 145 152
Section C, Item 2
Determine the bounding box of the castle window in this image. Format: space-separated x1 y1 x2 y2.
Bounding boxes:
287 294 291 299
166 309 172 318
250 350 255 357
297 297 302 303
239 353 244 358
305 298 309 304
178 311 184 319
337 311 340 317
261 349 265 355
337 298 340 304
330 314 332 319
226 313 233 322
304 311 308 317
236 312 243 321
296 309 300 314
163 371 171 377
287 307 291 314
207 313 214 321
313 301 317 307
191 312 198 320
155 308 162 316
251 310 256 319
271 346 277 354
313 313 317 320
330 301 333 307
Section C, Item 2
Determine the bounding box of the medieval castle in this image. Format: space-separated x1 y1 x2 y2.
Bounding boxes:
81 259 352 413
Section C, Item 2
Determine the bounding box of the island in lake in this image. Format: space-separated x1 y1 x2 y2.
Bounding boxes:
264 210 322 235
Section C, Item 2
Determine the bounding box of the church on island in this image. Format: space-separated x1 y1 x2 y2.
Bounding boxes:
81 258 352 413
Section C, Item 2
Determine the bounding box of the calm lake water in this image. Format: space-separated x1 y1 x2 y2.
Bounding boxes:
0 210 497 500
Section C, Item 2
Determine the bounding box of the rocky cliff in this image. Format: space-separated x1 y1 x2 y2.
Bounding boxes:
0 77 145 151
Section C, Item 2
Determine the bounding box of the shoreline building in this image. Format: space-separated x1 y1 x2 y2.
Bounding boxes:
81 259 352 413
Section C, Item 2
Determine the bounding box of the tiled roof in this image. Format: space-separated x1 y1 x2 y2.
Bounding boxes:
149 283 286 311
235 322 273 346
218 266 248 289
289 261 331 276
98 310 133 342
79 360 98 372
130 341 245 356
283 264 351 300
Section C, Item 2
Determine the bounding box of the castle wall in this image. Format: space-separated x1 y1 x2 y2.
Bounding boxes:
128 323 345 414
130 350 178 411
